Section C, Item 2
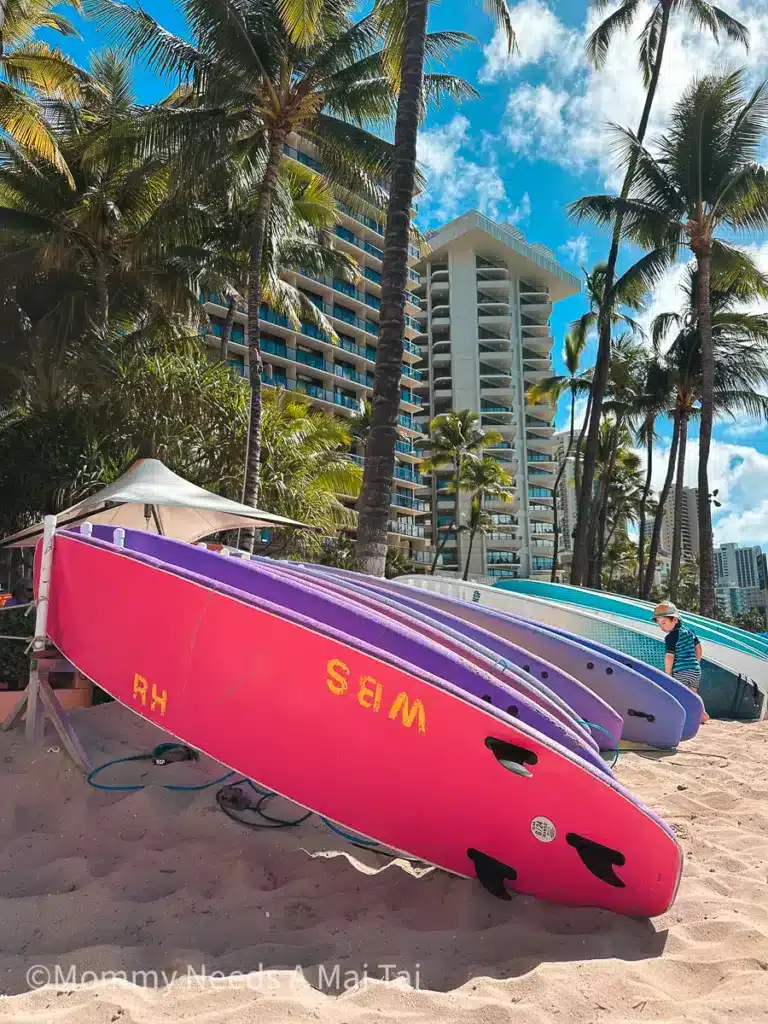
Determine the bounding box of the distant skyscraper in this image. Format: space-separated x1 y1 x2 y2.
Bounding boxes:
661 487 700 560
413 211 580 580
715 542 765 589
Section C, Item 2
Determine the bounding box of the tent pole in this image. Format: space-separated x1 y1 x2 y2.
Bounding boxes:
1 515 91 772
24 515 55 745
150 505 164 535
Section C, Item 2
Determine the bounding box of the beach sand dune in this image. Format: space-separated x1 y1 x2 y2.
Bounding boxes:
1 703 767 1022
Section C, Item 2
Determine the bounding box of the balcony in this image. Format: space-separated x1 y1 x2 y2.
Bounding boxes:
529 486 554 500
529 505 555 523
486 551 521 565
487 567 519 579
394 465 426 485
334 225 384 261
388 519 427 538
337 201 385 237
487 534 521 550
263 376 360 412
391 494 428 512
409 550 444 566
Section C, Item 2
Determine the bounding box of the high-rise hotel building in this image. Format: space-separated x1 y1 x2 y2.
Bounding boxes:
202 132 431 568
412 212 580 579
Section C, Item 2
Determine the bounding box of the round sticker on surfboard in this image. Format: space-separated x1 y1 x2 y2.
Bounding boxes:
531 816 556 843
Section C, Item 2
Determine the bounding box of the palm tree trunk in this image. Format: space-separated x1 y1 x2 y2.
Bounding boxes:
96 257 109 331
551 386 577 582
463 528 477 581
219 296 236 364
355 0 428 577
594 495 611 589
587 424 618 587
637 414 654 596
669 411 689 602
573 387 592 505
430 455 460 574
242 130 286 534
695 245 716 617
0 0 7 56
643 411 680 599
570 0 672 586
550 483 562 583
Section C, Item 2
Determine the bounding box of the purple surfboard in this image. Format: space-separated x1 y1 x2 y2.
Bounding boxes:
388 578 687 749
258 557 601 751
86 528 606 771
292 562 622 750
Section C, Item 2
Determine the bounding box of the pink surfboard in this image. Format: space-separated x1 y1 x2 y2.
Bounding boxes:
39 533 683 916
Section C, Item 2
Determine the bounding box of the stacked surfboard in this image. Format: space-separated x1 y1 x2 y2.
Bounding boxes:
37 527 687 918
487 578 765 721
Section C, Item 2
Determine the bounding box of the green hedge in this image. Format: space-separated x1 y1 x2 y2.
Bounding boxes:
0 606 33 689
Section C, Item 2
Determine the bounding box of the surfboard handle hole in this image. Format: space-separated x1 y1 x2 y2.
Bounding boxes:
486 737 537 777
482 695 493 704
587 662 595 670
628 709 656 723
506 705 519 717
540 671 549 680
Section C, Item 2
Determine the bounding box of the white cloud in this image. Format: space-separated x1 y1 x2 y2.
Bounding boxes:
489 0 768 186
509 191 532 225
416 114 523 225
641 436 768 548
480 0 582 80
560 234 590 265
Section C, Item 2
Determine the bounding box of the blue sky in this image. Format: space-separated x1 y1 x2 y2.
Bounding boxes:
48 0 768 548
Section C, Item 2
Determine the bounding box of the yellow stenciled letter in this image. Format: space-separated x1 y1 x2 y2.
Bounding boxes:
132 673 147 706
357 675 383 712
326 658 349 696
150 684 168 716
388 692 426 734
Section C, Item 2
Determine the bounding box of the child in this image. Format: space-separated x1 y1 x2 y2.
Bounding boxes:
653 600 709 723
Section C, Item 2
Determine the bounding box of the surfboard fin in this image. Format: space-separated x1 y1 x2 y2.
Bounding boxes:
467 848 517 901
566 833 626 887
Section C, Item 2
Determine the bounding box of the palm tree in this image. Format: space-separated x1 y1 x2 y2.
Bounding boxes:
649 265 768 600
349 398 373 453
258 388 363 552
634 357 674 596
355 0 515 576
1 0 89 175
420 409 500 575
527 326 590 582
571 0 749 590
90 0 471 539
0 52 214 336
586 334 645 587
195 163 360 365
565 262 643 519
571 69 768 615
458 454 512 580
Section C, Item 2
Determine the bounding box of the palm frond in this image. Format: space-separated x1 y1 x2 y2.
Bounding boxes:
586 0 640 69
81 0 206 80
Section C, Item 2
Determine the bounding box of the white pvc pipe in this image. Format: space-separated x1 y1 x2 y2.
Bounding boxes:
113 528 126 548
32 515 56 654
79 522 93 537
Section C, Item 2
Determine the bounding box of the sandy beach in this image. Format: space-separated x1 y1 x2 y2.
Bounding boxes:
1 702 768 1023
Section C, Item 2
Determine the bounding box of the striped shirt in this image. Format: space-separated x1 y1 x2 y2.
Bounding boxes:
666 622 700 674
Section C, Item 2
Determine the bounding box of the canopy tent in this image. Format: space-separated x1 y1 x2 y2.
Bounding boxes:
0 458 310 548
